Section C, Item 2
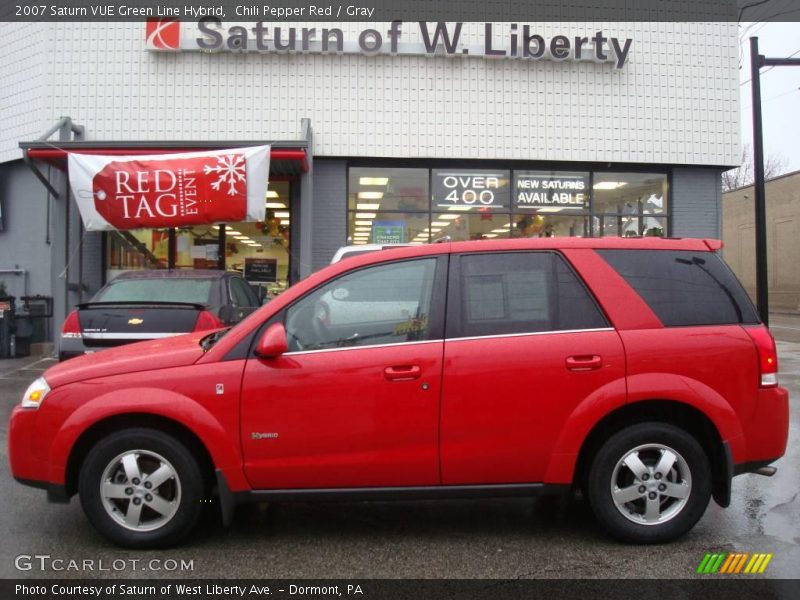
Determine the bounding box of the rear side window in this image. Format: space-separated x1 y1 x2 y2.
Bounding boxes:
597 249 759 326
449 252 608 338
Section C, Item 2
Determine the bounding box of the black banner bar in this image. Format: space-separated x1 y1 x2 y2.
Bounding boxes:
4 579 800 600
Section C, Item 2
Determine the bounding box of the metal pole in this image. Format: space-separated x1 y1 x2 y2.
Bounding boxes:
750 37 769 326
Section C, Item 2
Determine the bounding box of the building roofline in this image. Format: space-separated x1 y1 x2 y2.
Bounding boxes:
722 167 800 195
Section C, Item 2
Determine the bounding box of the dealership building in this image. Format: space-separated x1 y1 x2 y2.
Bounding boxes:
0 20 740 345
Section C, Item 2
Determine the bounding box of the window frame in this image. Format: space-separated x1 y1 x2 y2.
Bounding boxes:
445 250 611 340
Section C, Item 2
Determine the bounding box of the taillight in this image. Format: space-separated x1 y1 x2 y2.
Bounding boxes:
61 310 82 339
193 310 224 332
745 326 779 387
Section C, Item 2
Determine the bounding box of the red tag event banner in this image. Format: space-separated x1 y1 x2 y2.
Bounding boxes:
67 146 270 231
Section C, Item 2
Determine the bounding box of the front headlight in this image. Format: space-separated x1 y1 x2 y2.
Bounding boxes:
21 377 50 409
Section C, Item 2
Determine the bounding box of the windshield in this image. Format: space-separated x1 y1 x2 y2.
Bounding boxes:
93 279 214 304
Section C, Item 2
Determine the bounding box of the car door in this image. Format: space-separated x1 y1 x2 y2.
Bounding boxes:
439 251 626 484
240 256 447 489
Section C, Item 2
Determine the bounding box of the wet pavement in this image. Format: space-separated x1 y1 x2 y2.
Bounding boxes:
0 319 798 580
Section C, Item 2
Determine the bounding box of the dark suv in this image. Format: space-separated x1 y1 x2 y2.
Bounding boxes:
10 237 788 548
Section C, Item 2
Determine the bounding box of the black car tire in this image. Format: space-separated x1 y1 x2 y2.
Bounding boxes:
587 422 711 544
78 428 204 549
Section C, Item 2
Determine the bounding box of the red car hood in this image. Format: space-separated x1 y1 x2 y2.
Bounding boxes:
45 332 209 389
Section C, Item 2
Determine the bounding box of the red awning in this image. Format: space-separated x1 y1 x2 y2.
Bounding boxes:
26 147 308 174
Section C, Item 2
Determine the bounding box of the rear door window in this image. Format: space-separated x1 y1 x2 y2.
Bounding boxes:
596 249 759 326
448 252 608 338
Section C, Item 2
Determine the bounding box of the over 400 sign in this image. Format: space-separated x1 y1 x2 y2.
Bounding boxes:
433 170 510 210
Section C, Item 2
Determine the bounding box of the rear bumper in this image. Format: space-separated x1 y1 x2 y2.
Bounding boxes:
740 386 790 463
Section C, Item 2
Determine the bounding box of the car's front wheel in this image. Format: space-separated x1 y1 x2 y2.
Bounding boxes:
587 422 711 543
78 428 204 548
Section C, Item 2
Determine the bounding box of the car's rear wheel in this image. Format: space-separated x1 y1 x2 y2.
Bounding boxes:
78 428 203 548
587 422 711 543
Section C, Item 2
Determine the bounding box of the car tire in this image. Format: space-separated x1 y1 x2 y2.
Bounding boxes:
78 428 204 549
587 422 711 544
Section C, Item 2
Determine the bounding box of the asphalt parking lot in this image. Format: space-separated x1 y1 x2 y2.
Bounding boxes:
1 316 798 580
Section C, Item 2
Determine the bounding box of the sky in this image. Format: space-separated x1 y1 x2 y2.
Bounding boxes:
738 22 800 174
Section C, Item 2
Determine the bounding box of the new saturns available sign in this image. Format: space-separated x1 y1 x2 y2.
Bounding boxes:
68 146 270 231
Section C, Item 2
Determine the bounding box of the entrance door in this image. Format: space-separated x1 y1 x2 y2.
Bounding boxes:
240 256 446 489
440 251 625 484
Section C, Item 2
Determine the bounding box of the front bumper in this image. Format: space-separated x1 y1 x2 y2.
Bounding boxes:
8 405 54 488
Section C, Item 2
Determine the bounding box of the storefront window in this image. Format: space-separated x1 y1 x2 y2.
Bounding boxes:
593 172 668 237
432 211 512 241
348 168 429 245
513 214 590 237
106 229 169 280
105 180 293 298
346 167 668 245
174 225 220 269
226 181 291 298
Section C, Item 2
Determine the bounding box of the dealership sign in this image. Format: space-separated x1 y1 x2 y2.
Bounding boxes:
146 19 632 69
432 170 510 209
514 172 589 211
68 146 270 231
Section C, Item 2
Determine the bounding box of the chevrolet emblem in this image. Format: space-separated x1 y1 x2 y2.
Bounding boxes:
128 318 144 325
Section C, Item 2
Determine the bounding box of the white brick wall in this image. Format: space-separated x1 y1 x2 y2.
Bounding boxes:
0 22 50 163
1 21 740 166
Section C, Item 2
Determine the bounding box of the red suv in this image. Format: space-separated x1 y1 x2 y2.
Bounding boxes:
8 238 789 548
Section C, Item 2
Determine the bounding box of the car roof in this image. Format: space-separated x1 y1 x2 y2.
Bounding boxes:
110 270 231 281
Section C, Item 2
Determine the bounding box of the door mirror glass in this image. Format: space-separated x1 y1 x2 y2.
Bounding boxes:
255 323 288 358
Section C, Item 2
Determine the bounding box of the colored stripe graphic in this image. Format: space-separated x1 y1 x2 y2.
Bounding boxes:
720 554 736 573
758 554 773 573
697 554 712 574
697 552 772 574
734 553 749 573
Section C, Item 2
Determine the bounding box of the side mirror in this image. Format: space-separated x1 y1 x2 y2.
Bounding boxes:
255 323 288 358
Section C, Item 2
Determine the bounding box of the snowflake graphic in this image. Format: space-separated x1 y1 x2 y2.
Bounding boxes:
203 154 246 196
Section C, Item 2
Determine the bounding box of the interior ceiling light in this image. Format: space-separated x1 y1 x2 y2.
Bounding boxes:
593 181 628 190
359 177 389 186
274 211 290 218
356 203 381 210
265 202 286 209
491 228 509 234
356 213 377 219
484 233 499 238
266 190 279 198
354 220 373 226
357 192 384 200
447 205 473 211
439 214 460 220
354 227 372 232
431 221 449 227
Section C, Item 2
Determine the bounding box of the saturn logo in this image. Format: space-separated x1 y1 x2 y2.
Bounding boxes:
145 18 181 51
128 318 144 325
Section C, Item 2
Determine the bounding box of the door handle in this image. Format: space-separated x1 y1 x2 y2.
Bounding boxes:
565 355 602 372
384 365 421 381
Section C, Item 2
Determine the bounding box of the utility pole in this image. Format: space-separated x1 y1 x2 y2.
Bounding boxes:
749 37 800 327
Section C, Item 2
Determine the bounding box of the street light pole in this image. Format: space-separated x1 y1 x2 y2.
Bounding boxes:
748 37 800 327
749 37 768 326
